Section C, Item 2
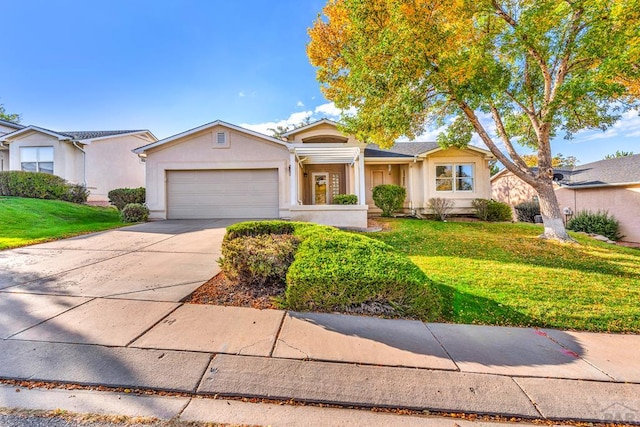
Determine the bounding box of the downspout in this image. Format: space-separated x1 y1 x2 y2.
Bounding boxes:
72 141 87 187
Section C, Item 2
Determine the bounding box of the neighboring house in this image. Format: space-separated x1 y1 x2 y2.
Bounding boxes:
0 124 157 203
134 119 495 228
491 154 640 242
0 119 25 171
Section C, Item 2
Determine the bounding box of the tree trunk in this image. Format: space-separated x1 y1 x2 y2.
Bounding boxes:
535 180 575 242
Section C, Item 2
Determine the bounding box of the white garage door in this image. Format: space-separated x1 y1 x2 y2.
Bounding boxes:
166 169 279 219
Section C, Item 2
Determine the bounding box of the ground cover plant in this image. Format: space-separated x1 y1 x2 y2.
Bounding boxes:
0 197 123 250
213 220 442 321
367 219 640 333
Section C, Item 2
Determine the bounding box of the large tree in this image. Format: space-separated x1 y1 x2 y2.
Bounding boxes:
308 0 640 241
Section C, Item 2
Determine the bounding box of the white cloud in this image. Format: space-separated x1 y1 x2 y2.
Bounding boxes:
238 91 245 97
240 110 313 136
572 110 640 142
313 102 357 118
296 101 305 107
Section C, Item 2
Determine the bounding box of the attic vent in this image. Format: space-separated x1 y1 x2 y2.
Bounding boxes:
216 132 226 145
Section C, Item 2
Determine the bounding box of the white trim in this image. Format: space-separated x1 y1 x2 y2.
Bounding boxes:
289 145 360 165
417 144 495 159
281 118 341 137
560 181 640 189
133 120 288 154
0 126 72 142
79 130 157 144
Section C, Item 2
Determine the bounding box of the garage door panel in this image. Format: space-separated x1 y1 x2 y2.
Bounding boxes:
167 169 279 219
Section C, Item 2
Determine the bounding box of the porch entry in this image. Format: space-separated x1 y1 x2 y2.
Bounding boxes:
308 167 345 205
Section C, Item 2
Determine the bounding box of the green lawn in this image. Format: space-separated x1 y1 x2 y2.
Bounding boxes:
367 218 640 333
0 197 124 250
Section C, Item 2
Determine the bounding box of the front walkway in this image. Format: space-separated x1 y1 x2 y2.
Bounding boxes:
0 221 639 425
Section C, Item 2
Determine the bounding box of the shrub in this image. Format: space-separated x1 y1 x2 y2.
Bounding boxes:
224 220 295 241
372 184 406 217
120 203 149 223
472 199 513 222
108 187 145 210
567 210 623 241
514 201 540 223
428 197 454 221
62 183 89 204
0 171 88 203
285 230 442 320
219 234 300 287
332 194 358 205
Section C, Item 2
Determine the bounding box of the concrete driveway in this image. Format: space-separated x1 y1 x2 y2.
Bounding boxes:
0 219 233 301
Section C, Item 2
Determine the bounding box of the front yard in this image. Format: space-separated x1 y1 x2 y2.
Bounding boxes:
367 219 640 333
0 197 123 250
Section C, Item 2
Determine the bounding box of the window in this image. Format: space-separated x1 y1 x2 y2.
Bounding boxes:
20 147 54 174
436 164 474 192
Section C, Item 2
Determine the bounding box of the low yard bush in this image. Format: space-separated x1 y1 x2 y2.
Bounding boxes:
219 234 300 287
219 220 442 320
120 203 149 223
332 194 358 205
372 185 406 217
224 220 295 240
0 171 88 203
514 201 540 223
285 231 442 320
567 210 623 241
428 197 454 221
472 199 513 222
108 187 145 210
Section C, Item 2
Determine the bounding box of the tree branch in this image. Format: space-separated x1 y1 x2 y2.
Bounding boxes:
489 104 530 170
492 1 552 104
458 101 538 188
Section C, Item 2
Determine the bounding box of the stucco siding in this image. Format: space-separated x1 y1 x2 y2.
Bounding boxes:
286 123 362 145
84 135 145 202
556 185 640 243
491 172 539 206
7 132 82 183
144 125 290 219
0 150 8 171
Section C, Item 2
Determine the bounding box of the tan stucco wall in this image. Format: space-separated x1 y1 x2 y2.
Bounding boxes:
84 135 146 202
556 185 640 243
491 171 539 206
286 123 362 146
144 124 290 219
7 132 83 183
492 172 640 243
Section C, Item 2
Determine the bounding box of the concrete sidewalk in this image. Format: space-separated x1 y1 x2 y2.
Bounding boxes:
0 301 639 424
1 221 639 425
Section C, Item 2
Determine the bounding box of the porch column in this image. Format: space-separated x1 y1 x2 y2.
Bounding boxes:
358 150 366 206
289 151 297 206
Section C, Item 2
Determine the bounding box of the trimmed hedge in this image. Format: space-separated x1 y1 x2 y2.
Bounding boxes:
108 187 145 210
372 184 406 217
219 234 300 287
120 203 149 223
514 201 540 223
567 210 623 241
332 194 358 205
472 199 513 222
0 171 88 203
220 220 442 320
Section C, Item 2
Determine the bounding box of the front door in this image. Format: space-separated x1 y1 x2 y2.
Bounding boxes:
312 172 329 205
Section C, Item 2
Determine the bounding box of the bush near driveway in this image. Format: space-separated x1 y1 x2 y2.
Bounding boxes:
0 171 88 203
120 203 149 223
108 187 145 210
220 221 442 320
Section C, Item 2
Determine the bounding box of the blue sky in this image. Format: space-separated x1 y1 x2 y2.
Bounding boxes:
1 0 637 164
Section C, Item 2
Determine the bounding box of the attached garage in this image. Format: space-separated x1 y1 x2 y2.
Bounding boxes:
166 169 279 219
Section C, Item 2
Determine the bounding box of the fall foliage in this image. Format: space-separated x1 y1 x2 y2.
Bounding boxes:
308 0 640 241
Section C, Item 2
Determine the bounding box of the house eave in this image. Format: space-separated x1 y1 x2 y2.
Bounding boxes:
133 120 287 154
562 181 640 189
